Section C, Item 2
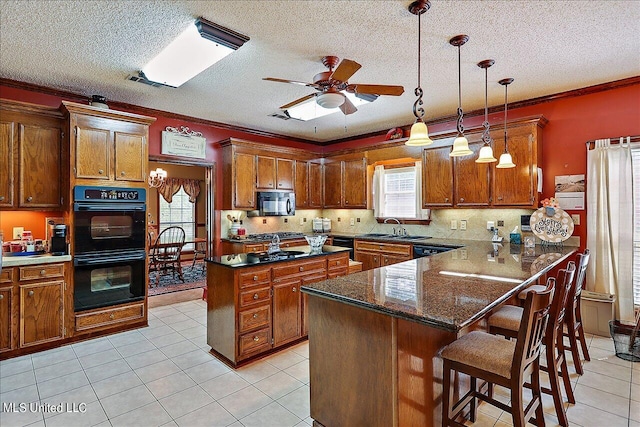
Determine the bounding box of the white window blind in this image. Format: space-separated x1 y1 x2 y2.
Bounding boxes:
159 187 195 251
632 146 640 306
383 167 417 218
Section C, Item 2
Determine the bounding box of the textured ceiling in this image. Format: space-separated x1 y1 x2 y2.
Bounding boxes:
1 0 639 142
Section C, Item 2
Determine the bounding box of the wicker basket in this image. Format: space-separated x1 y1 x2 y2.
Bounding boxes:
609 319 640 362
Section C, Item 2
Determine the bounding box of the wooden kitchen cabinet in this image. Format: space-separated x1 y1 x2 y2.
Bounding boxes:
323 160 342 208
19 279 64 347
323 156 367 209
0 269 14 353
234 152 257 209
308 161 324 208
62 101 155 187
295 160 309 208
454 141 491 207
422 146 454 207
354 240 412 271
256 156 294 191
276 158 294 190
0 100 65 209
272 279 302 347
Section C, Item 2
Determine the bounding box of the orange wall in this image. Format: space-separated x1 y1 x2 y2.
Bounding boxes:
325 82 640 248
0 211 63 241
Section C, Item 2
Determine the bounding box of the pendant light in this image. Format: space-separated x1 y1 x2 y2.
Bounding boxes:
406 0 433 147
449 35 472 157
496 78 516 168
475 59 497 163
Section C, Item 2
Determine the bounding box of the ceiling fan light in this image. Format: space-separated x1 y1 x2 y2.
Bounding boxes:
406 120 433 146
496 152 516 168
476 144 497 163
316 92 345 109
449 135 473 157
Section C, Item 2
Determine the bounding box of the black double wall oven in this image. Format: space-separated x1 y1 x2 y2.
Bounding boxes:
73 186 146 311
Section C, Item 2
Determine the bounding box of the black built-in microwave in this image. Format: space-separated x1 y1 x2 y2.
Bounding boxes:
249 191 296 217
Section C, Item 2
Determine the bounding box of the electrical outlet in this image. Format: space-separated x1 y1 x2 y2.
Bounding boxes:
357 218 360 223
262 219 267 224
299 218 304 225
450 220 457 230
497 220 504 227
13 227 24 240
486 221 495 230
571 214 580 225
284 218 288 223
350 218 355 226
337 217 341 222
460 220 467 230
303 217 307 222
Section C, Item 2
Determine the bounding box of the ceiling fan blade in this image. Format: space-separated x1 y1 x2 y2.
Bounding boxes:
330 59 361 82
339 96 358 115
279 93 317 110
263 77 320 89
349 84 405 96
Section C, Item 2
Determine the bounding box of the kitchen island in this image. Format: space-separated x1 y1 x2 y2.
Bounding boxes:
206 245 350 367
301 242 576 427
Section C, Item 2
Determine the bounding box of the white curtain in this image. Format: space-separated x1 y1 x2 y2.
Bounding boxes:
586 138 634 322
372 165 385 217
414 161 430 220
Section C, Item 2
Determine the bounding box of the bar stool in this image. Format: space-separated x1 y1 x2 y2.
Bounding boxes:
564 249 591 374
487 262 576 427
441 281 554 427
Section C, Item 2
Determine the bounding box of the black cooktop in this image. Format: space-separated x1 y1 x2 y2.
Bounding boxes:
246 232 306 241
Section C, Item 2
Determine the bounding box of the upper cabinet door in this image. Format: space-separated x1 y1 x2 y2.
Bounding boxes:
308 162 323 208
342 158 367 208
234 152 256 209
19 122 62 208
422 146 454 207
323 161 342 208
256 156 277 190
493 126 536 207
295 160 309 208
0 121 15 208
276 158 294 190
75 126 111 180
454 142 491 207
114 132 146 182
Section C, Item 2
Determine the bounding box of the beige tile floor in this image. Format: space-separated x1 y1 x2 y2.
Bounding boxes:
0 293 638 427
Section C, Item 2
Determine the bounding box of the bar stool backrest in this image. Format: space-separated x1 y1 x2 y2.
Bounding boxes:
549 261 577 337
571 249 590 303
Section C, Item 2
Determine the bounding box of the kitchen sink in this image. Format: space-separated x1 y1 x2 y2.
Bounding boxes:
397 235 431 240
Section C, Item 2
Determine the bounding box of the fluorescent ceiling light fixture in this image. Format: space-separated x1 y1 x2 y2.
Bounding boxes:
439 271 522 284
284 92 371 121
141 17 249 88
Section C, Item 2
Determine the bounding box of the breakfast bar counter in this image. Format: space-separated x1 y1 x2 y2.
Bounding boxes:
301 242 576 427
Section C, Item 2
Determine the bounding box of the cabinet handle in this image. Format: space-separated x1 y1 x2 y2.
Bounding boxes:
253 293 259 300
292 287 297 292
498 196 503 201
345 200 349 204
253 336 260 342
248 200 252 204
253 275 258 281
460 197 465 202
0 196 4 201
40 269 46 276
28 290 34 297
445 198 449 202
120 171 125 176
253 313 258 319
109 314 115 320
278 183 282 187
27 196 33 202
0 294 3 300
98 169 104 175
299 266 304 272
269 182 273 187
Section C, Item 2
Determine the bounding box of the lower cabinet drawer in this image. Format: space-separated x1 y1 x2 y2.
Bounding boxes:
238 327 271 358
238 305 270 334
239 286 271 308
19 263 64 281
0 268 12 283
75 303 145 332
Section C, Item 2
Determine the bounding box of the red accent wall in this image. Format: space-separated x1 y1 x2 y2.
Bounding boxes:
325 83 640 248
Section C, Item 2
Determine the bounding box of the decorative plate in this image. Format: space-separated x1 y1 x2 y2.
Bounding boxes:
385 127 404 140
529 207 574 243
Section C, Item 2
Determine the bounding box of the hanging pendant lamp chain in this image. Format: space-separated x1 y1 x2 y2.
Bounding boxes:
503 82 508 153
456 44 464 136
412 12 425 121
482 66 491 144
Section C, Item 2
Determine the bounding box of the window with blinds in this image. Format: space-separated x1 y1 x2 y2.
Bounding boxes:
632 146 640 306
383 167 417 218
159 187 196 251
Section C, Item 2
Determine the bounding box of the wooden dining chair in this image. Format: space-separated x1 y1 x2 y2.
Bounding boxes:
488 262 577 427
150 226 186 283
441 280 554 427
564 249 591 374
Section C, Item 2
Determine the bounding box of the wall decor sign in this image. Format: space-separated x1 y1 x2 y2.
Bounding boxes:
554 174 585 210
161 126 206 159
529 207 574 243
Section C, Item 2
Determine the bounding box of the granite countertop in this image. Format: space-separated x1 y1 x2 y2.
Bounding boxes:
2 254 72 267
206 245 350 268
301 242 577 333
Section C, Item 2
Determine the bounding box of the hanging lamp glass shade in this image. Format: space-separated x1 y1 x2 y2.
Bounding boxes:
406 119 434 146
449 135 473 157
496 152 515 168
476 144 497 163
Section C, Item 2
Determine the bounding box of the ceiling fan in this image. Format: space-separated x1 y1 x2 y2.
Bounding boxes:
263 56 404 116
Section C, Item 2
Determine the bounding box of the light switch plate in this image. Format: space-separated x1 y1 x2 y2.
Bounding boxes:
487 221 495 230
450 220 457 230
350 218 355 226
299 218 304 226
13 227 24 240
460 220 467 230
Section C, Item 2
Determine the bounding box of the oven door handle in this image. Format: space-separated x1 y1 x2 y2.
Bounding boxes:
74 203 146 211
74 253 146 266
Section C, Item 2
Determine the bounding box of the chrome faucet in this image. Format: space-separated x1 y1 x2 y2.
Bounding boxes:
384 218 401 225
267 234 281 254
383 218 405 236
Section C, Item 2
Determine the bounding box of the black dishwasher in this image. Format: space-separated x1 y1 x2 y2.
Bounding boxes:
413 244 458 258
331 236 354 259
